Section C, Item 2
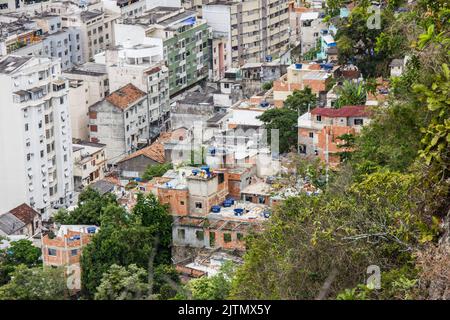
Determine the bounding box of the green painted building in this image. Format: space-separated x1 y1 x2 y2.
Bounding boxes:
143 7 211 97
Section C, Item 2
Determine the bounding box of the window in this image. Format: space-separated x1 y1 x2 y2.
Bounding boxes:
354 118 364 125
180 201 185 205
195 230 204 241
195 202 202 209
258 196 265 204
25 123 29 131
316 115 322 122
70 249 78 256
177 228 185 240
209 232 216 246
237 233 244 241
223 233 232 243
48 248 57 256
309 132 314 138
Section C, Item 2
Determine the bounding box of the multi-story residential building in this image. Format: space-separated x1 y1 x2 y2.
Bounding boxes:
0 203 41 237
103 0 146 19
63 63 109 140
0 16 42 56
72 140 107 190
299 11 327 55
115 6 211 97
0 0 52 14
316 30 337 62
273 62 339 107
96 44 170 133
50 0 117 62
42 224 99 292
210 30 230 81
89 83 153 164
0 14 83 70
297 105 371 166
202 0 290 68
0 55 74 219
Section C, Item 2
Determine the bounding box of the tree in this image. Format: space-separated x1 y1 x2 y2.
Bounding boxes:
80 193 176 299
257 108 299 154
262 81 273 91
336 133 356 163
53 187 117 225
0 240 41 285
284 87 317 114
186 262 235 300
0 265 67 300
132 193 173 263
94 264 149 300
334 80 367 108
1 240 40 267
142 163 173 181
80 222 157 297
231 171 426 299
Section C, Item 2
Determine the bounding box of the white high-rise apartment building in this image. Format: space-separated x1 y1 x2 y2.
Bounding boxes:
0 55 74 220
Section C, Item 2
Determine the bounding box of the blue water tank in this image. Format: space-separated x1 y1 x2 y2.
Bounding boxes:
201 166 210 174
72 235 81 240
234 208 244 216
223 200 232 207
226 197 235 205
295 63 302 69
263 211 271 218
211 205 221 213
87 227 96 234
192 169 199 175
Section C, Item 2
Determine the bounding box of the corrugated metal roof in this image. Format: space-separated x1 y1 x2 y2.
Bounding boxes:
0 213 26 235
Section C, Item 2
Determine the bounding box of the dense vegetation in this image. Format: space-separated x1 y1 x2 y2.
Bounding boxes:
231 0 450 300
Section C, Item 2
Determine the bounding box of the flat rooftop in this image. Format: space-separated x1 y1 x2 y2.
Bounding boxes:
207 200 270 222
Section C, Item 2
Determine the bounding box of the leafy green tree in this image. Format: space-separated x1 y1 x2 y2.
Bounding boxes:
132 193 173 263
335 80 367 108
186 262 235 300
94 264 149 300
262 81 273 91
0 265 67 300
53 187 117 225
257 108 298 153
336 133 356 163
231 171 425 299
0 240 41 285
142 163 173 181
284 87 317 114
80 193 175 299
81 223 156 297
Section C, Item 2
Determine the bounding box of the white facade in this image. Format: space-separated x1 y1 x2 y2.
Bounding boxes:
49 1 117 62
103 0 146 18
97 44 170 132
299 11 326 55
63 63 109 140
72 141 106 190
0 55 74 219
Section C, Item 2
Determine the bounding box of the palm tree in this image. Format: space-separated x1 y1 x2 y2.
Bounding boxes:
335 80 367 108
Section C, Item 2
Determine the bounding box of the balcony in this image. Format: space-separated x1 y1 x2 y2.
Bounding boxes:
52 79 66 92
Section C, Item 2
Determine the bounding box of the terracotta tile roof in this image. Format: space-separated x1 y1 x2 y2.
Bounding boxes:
118 140 165 164
311 106 370 118
105 83 146 110
8 203 38 225
145 66 161 75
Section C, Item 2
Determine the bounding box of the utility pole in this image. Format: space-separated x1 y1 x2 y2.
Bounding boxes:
325 128 329 186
